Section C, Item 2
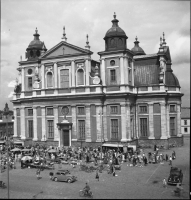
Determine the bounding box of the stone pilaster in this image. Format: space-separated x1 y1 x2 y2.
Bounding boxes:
166 103 170 138
103 105 108 141
71 106 77 140
131 59 135 86
20 107 26 140
177 103 181 136
85 59 90 86
71 60 75 87
85 105 91 142
160 102 168 139
33 106 38 141
54 106 59 141
41 64 45 89
120 56 124 84
100 59 106 86
148 103 155 139
126 103 131 141
13 108 18 138
96 105 102 142
135 104 139 138
41 107 46 141
123 55 128 84
121 104 127 142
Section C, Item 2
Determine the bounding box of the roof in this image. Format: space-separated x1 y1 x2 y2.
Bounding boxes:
181 107 190 119
165 71 180 87
131 37 146 55
134 53 158 59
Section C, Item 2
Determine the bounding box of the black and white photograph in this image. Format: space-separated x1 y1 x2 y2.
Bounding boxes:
0 0 190 199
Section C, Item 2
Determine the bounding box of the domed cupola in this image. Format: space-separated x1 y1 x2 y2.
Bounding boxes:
131 36 146 55
104 12 128 51
26 28 47 60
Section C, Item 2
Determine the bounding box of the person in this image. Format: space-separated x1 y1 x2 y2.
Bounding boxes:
36 168 41 180
83 182 90 196
174 183 183 196
163 178 167 188
169 156 172 166
95 170 99 181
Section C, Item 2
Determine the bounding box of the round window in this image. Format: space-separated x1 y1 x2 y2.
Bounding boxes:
28 69 33 75
110 60 115 66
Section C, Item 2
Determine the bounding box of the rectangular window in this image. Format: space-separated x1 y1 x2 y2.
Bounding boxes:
140 118 147 137
110 106 118 114
47 72 53 88
28 77 32 90
47 108 53 116
60 69 69 88
78 107 85 115
28 109 33 116
170 105 176 112
184 120 187 125
111 119 118 139
78 120 85 139
110 69 116 82
170 117 176 136
139 106 147 113
28 120 33 138
184 127 188 132
47 120 54 138
129 69 132 83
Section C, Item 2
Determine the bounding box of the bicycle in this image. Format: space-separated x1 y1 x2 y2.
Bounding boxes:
79 189 93 198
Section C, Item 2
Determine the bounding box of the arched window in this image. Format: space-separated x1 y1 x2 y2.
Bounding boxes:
47 71 53 88
77 68 84 85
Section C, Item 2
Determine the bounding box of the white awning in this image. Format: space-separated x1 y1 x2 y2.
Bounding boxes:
102 143 123 148
14 140 24 145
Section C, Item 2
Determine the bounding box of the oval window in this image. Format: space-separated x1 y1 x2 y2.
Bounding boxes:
28 69 33 75
30 50 33 57
36 50 40 57
110 39 115 47
110 60 115 66
118 38 123 46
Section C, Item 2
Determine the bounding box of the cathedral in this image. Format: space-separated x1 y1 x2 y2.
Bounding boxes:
12 13 184 149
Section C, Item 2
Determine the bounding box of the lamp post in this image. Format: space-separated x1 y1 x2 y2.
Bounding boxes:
0 103 12 199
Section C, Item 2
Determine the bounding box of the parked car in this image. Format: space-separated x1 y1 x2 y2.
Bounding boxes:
167 167 183 185
49 170 76 183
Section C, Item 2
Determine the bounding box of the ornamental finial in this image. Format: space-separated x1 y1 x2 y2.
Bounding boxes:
85 34 90 50
62 26 67 42
114 12 116 19
162 32 166 46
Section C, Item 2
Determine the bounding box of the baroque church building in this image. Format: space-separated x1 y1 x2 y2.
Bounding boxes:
12 13 183 148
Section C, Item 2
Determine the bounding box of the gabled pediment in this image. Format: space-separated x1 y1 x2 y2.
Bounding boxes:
41 41 92 59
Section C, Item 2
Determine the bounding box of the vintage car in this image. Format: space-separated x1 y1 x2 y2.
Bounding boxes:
167 167 183 185
49 170 76 183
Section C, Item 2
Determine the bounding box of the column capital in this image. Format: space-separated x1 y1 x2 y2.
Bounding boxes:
119 56 123 59
85 58 91 61
53 105 58 108
148 102 154 105
120 103 126 107
99 58 105 61
74 59 85 63
33 106 38 109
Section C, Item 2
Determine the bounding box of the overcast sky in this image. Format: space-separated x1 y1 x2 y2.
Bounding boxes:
0 0 190 110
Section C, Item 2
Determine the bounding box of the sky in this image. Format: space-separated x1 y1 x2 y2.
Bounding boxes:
0 0 190 110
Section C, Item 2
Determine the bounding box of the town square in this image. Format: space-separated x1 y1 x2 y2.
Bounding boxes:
0 0 190 199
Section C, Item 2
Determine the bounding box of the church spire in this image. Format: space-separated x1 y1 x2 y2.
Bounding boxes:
162 32 167 46
85 34 90 50
111 12 119 27
61 26 67 42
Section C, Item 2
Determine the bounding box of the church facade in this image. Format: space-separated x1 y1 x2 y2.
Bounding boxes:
12 13 184 148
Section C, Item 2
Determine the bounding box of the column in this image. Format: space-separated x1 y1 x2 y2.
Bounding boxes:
100 58 106 86
71 106 77 141
54 63 58 95
20 107 26 140
41 64 45 95
13 108 18 138
177 103 181 136
103 105 108 141
148 103 155 139
160 102 168 139
41 107 46 141
123 55 128 84
21 67 25 91
131 59 135 86
71 60 75 87
121 104 127 142
33 106 38 141
85 59 90 93
120 56 124 84
135 104 139 138
54 106 59 141
166 103 170 138
126 103 131 141
85 105 91 142
96 105 102 142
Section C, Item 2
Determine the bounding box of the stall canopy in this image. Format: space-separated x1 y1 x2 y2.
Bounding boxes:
102 143 123 148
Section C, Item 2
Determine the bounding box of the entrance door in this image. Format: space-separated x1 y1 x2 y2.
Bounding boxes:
63 130 69 146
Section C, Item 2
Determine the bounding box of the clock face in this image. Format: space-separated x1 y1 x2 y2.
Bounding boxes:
93 77 100 85
61 106 69 115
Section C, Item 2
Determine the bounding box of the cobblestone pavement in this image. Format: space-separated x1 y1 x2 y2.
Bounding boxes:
0 136 189 199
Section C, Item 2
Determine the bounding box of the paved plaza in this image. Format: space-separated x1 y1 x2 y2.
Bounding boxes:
0 136 190 199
